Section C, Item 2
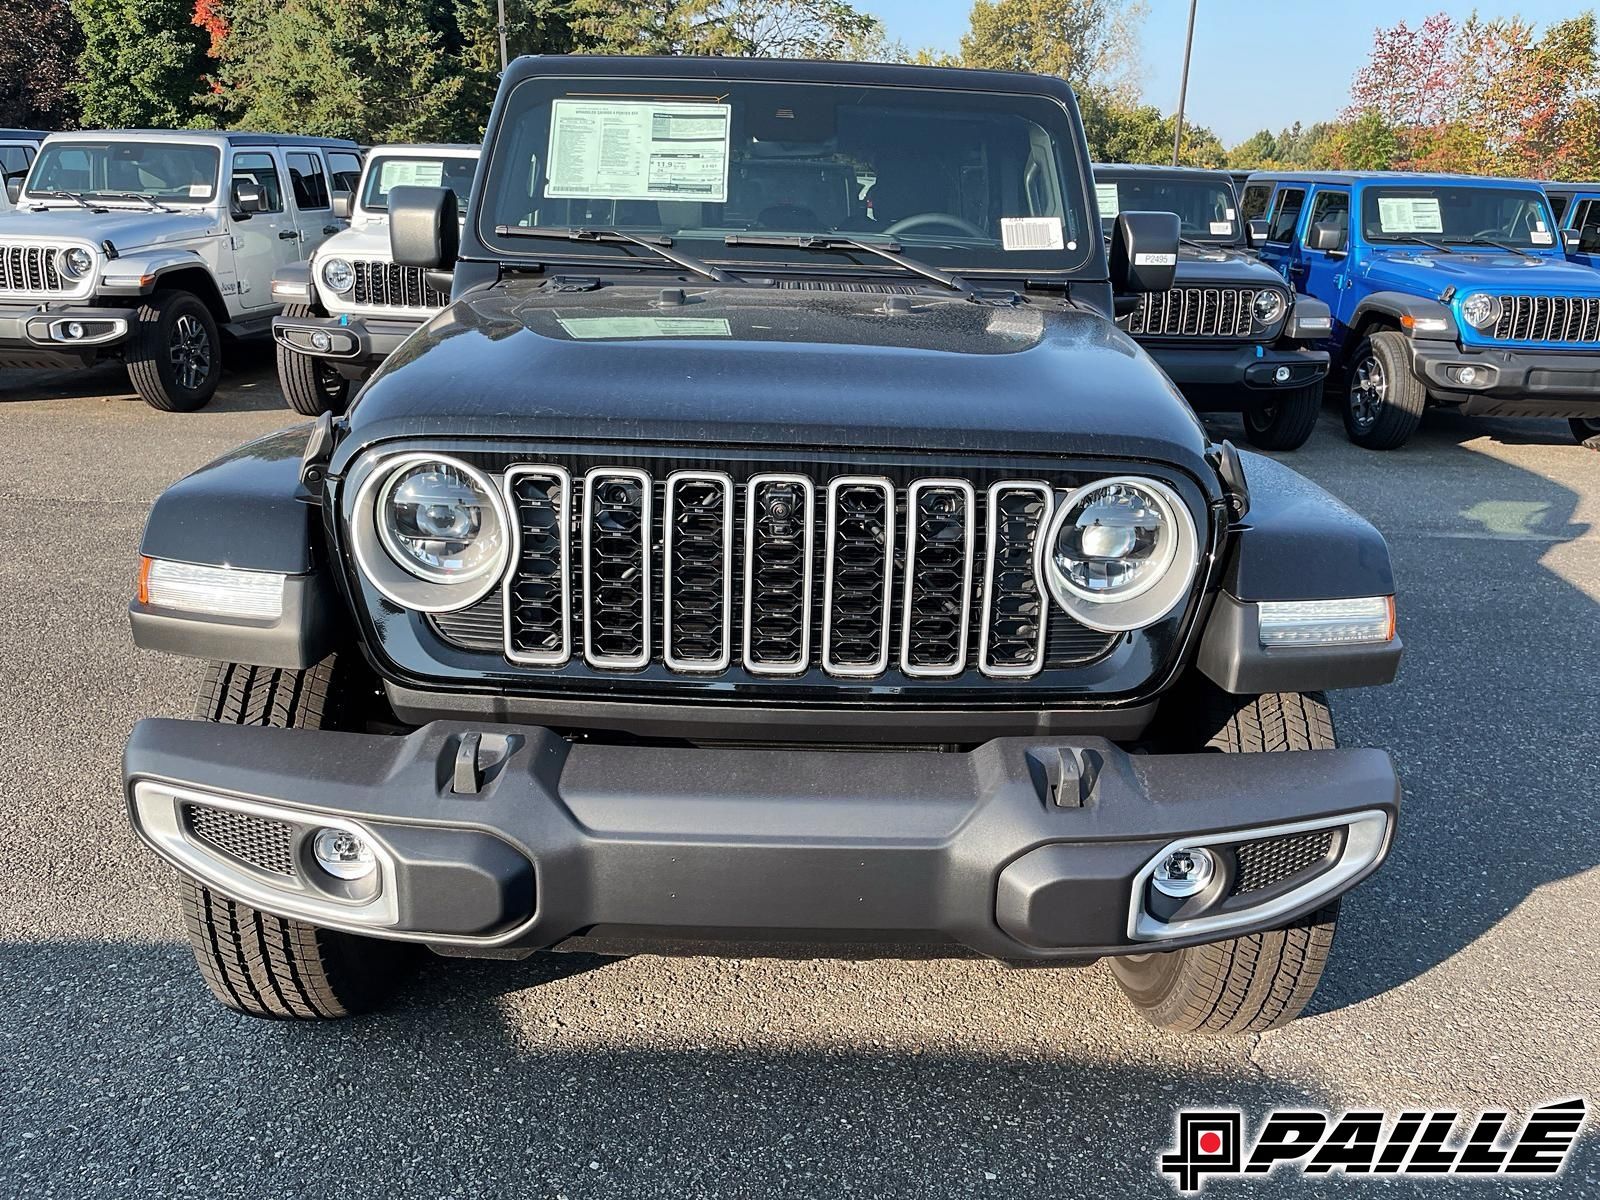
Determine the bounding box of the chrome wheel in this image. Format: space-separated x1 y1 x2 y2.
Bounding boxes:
1348 354 1386 431
169 313 212 392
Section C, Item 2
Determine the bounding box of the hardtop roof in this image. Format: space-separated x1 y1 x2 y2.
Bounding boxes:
1244 169 1547 189
1093 162 1234 183
39 129 360 150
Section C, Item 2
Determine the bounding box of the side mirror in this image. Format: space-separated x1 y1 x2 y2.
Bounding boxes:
1307 220 1347 253
231 180 264 217
1562 228 1581 249
1247 218 1271 246
1108 210 1180 294
4 179 20 205
332 193 351 219
389 185 459 270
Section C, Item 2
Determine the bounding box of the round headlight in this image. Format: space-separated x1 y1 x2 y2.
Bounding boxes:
378 459 505 584
1252 289 1286 324
58 246 93 280
1039 477 1199 633
321 257 354 294
1460 292 1503 330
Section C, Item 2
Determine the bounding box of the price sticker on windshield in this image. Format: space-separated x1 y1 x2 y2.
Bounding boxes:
1094 182 1120 218
1001 217 1065 251
547 99 731 203
1377 196 1444 234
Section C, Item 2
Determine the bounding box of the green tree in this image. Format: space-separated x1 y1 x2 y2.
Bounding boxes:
1227 129 1276 170
1079 90 1223 166
448 0 574 138
959 0 1146 96
565 0 743 55
1 0 83 129
71 0 210 128
1328 107 1398 170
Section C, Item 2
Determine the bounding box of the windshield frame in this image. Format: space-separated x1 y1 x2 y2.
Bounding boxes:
1093 171 1241 245
22 139 222 207
471 72 1102 280
1359 183 1559 250
360 153 477 216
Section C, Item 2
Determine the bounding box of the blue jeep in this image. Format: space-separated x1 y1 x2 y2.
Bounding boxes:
1241 171 1600 450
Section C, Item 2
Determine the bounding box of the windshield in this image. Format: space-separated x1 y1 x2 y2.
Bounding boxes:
25 141 220 204
1361 185 1556 248
1095 174 1238 242
362 155 477 215
478 76 1095 276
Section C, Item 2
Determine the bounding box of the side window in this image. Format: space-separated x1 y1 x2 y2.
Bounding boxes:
1549 194 1570 223
1 146 32 202
1267 186 1306 243
232 151 284 213
1573 199 1600 252
1239 183 1272 222
286 151 330 210
1306 188 1349 247
328 151 363 198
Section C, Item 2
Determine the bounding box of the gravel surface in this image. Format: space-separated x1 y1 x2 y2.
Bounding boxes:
0 350 1595 1198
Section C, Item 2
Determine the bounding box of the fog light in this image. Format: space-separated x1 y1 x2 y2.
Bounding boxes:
66 321 86 340
312 827 376 880
1152 847 1216 898
1458 366 1478 385
310 330 332 352
1274 365 1292 384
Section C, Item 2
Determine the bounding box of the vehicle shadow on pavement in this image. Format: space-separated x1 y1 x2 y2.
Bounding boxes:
0 341 287 414
1209 408 1598 1020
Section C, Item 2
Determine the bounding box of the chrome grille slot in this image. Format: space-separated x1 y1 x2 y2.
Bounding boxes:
1130 286 1257 338
900 480 975 677
822 477 895 677
664 471 733 671
351 260 449 309
743 474 815 674
1490 294 1600 344
504 467 571 665
582 468 650 669
0 243 69 295
979 482 1053 677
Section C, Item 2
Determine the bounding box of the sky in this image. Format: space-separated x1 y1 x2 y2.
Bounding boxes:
860 0 1586 146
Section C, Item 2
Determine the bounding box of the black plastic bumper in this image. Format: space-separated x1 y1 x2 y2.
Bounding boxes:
124 718 1399 961
1412 342 1600 417
0 303 137 367
1147 343 1329 408
271 311 420 377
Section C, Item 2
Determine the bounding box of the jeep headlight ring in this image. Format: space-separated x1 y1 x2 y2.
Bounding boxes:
349 453 510 613
57 246 94 280
1252 289 1286 325
1460 292 1503 331
1038 476 1199 633
321 256 354 294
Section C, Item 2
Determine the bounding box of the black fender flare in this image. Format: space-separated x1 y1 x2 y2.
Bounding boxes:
1348 290 1458 343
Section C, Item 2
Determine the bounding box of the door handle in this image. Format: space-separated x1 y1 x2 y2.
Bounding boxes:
278 230 299 241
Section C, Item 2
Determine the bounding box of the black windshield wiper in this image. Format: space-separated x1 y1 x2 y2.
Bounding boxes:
89 191 172 213
724 234 974 295
1384 234 1454 254
493 225 732 282
35 190 105 212
1454 236 1536 260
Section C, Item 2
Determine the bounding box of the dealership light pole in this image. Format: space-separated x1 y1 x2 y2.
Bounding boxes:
1171 0 1198 166
497 0 509 73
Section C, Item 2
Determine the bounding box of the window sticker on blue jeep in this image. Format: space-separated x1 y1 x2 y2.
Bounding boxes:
546 99 732 203
1095 183 1120 218
1377 196 1444 234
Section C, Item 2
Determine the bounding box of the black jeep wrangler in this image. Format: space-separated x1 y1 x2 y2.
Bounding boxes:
1094 164 1332 451
123 57 1402 1036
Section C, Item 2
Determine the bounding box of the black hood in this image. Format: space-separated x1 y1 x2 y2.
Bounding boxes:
340 282 1212 478
1173 243 1280 286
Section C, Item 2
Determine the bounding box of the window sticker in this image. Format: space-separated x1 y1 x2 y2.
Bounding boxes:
188 184 211 197
1094 182 1120 218
1531 230 1554 245
377 160 443 193
555 316 732 340
1001 216 1065 251
546 100 731 203
1225 207 1236 219
1209 221 1233 235
1377 196 1444 234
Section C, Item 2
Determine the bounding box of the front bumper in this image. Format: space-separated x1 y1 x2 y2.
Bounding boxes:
1147 343 1329 408
0 302 135 368
272 311 420 377
124 718 1399 961
1412 342 1600 417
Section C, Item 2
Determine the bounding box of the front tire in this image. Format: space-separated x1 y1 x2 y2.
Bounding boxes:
276 303 351 416
125 289 221 412
1571 417 1600 449
1344 331 1424 450
1241 380 1322 451
1110 690 1343 1035
178 658 409 1019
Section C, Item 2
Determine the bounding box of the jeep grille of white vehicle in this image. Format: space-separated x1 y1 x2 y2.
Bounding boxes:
351 260 449 310
1489 294 1600 344
0 243 72 295
1128 286 1260 339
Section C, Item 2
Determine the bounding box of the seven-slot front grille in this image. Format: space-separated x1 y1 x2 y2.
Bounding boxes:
351 260 450 309
1128 286 1259 338
1489 294 1600 344
476 466 1127 683
0 244 69 295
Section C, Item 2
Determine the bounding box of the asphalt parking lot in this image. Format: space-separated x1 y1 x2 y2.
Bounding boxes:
0 348 1596 1199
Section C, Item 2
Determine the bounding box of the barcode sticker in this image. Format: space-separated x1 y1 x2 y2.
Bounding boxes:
1001 216 1065 251
1531 230 1554 245
1209 221 1233 235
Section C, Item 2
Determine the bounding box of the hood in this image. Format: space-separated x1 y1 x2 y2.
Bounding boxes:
342 282 1212 477
318 223 391 260
0 205 221 253
1174 243 1279 287
1362 247 1600 296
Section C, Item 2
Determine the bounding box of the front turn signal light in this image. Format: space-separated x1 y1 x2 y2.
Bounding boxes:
1258 596 1394 647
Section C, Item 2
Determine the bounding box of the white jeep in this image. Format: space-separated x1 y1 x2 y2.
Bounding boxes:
0 130 44 214
271 143 479 415
0 130 362 410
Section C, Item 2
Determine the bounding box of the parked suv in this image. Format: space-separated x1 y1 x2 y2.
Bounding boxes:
1249 170 1600 449
124 57 1402 1036
0 130 361 410
1094 164 1331 450
272 143 480 416
0 129 44 214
